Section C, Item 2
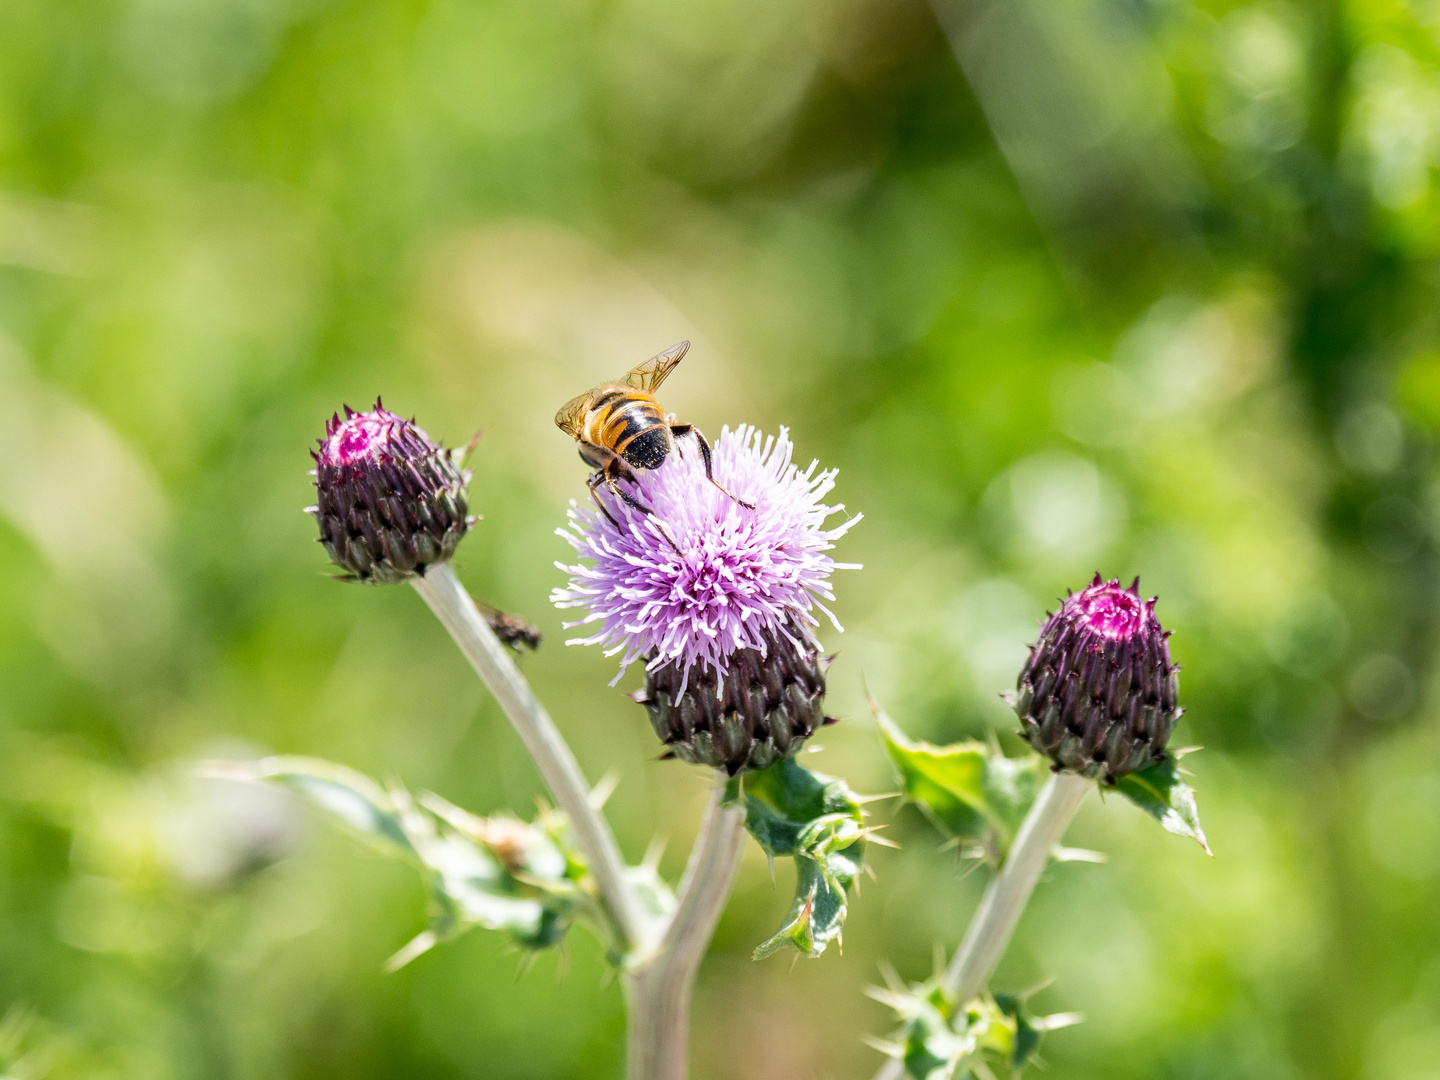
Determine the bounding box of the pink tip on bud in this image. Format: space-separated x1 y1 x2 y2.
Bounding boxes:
1070 577 1157 642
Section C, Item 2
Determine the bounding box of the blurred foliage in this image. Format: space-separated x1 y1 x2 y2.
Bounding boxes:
5 0 1440 1077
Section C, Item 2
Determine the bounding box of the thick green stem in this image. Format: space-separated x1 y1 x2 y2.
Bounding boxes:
625 774 747 1080
874 770 1092 1080
411 562 648 954
414 564 751 1079
942 770 1091 1000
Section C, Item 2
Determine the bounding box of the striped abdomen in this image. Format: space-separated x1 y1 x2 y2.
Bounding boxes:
584 389 673 470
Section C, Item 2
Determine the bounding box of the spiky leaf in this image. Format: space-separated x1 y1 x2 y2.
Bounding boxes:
725 757 868 959
871 974 1081 1080
231 756 418 858
877 711 1043 864
201 756 607 960
1112 753 1210 853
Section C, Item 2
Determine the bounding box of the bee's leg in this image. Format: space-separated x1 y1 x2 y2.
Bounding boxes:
669 424 756 510
604 476 656 518
584 447 640 528
586 471 625 530
588 455 682 554
605 476 682 555
594 454 657 519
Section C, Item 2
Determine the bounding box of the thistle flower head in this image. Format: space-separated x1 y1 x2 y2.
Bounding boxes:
553 425 857 683
308 401 474 584
552 425 859 773
1013 574 1182 781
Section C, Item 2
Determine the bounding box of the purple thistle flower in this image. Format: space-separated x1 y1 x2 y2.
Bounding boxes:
552 425 859 773
1012 574 1183 781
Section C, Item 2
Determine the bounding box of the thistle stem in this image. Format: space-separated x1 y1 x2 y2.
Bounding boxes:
873 770 1091 1080
626 774 747 1080
943 770 1091 999
411 562 647 954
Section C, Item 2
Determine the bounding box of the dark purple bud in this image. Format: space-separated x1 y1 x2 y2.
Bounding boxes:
310 402 473 585
1014 574 1183 782
639 618 831 775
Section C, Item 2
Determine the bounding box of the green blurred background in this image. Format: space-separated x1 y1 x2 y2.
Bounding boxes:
3 0 1440 1076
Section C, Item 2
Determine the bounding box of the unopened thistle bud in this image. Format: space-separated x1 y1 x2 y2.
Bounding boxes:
308 401 474 585
1012 574 1182 782
552 426 859 775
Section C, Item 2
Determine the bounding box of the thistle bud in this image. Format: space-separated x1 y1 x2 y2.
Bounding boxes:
634 618 834 775
308 401 474 585
1012 574 1182 782
552 425 859 774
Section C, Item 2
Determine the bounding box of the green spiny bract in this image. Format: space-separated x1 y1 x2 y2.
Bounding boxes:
724 757 879 959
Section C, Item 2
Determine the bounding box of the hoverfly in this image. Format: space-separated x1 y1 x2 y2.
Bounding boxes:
554 341 754 542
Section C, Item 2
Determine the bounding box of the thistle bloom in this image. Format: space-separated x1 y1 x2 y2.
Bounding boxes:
308 401 475 585
552 425 859 774
1012 574 1182 781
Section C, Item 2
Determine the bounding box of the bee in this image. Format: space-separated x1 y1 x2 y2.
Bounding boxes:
554 340 754 540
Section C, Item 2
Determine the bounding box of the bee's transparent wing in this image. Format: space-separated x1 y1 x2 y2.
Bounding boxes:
554 391 594 437
618 340 690 393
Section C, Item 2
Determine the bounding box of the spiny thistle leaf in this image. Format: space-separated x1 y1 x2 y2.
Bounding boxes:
875 709 1043 865
221 756 419 858
724 757 869 959
870 973 1081 1080
1111 753 1211 854
200 756 636 961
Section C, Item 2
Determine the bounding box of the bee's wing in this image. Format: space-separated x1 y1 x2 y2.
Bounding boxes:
618 340 690 394
554 390 594 437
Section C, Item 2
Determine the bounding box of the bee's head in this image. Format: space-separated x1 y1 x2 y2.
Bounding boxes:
577 441 609 470
621 427 672 471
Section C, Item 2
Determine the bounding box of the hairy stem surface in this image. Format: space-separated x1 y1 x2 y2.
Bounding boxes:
626 774 747 1080
412 562 647 953
874 770 1091 1080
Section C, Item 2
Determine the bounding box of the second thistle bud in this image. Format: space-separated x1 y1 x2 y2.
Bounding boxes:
309 402 474 585
1012 574 1182 782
